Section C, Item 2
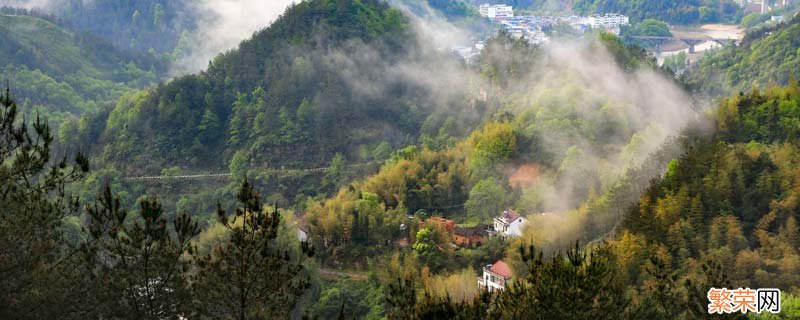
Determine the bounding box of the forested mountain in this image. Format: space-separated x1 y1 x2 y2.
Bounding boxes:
9 0 194 55
72 0 479 176
379 80 800 320
0 10 162 123
401 0 478 18
684 14 800 98
572 0 742 23
302 31 692 269
468 0 742 24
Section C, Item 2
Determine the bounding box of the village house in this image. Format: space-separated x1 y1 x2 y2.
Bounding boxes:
294 212 309 242
479 260 513 292
453 224 488 247
491 209 528 238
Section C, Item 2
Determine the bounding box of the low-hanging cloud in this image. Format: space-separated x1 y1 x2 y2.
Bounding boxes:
0 0 296 76
0 0 58 9
335 1 707 251
173 0 297 75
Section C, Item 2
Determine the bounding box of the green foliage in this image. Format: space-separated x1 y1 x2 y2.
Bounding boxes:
477 32 540 89
618 85 800 302
81 184 200 319
324 153 347 190
748 293 800 319
80 0 423 175
684 16 800 97
0 88 89 319
662 51 688 74
465 177 506 222
0 14 162 127
53 0 194 55
426 0 478 18
414 228 439 261
499 243 630 319
597 32 656 71
621 19 672 47
310 280 385 319
632 19 672 37
192 179 313 319
392 243 631 319
572 0 741 24
717 86 800 143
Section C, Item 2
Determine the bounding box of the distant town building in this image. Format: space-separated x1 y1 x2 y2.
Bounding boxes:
492 209 528 238
479 260 513 292
479 4 514 19
453 224 488 247
586 14 630 30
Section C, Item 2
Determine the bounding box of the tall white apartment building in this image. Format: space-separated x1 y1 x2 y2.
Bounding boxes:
479 4 514 19
586 14 630 29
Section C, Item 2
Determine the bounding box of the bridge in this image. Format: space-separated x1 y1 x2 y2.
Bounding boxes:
630 36 738 54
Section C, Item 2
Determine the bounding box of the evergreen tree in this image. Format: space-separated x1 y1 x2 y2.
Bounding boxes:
192 179 313 319
80 184 200 319
0 87 89 319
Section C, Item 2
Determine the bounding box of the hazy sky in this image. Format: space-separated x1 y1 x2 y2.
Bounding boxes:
175 0 297 73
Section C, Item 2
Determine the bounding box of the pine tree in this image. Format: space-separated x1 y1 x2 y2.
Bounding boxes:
81 184 200 319
198 107 220 145
192 179 313 319
0 87 89 319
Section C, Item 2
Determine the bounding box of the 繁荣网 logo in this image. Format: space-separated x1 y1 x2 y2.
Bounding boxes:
708 288 780 314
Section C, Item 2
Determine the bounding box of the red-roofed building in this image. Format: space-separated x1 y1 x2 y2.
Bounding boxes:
479 260 513 292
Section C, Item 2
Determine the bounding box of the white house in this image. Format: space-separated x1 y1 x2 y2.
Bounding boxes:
479 260 513 292
492 209 528 238
479 4 514 19
296 227 308 242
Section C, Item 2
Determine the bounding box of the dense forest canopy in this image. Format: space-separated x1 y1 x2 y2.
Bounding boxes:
10 0 194 55
683 14 800 98
0 11 162 124
69 0 483 178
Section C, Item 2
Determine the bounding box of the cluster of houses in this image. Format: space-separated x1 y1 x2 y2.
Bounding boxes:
419 209 532 292
296 207 536 292
479 4 630 45
450 4 630 62
419 209 529 248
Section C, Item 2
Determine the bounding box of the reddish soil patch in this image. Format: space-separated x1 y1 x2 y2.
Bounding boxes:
509 163 541 189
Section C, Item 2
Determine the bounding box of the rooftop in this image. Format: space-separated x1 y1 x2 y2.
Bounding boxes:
500 209 520 221
454 224 488 237
489 260 513 278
